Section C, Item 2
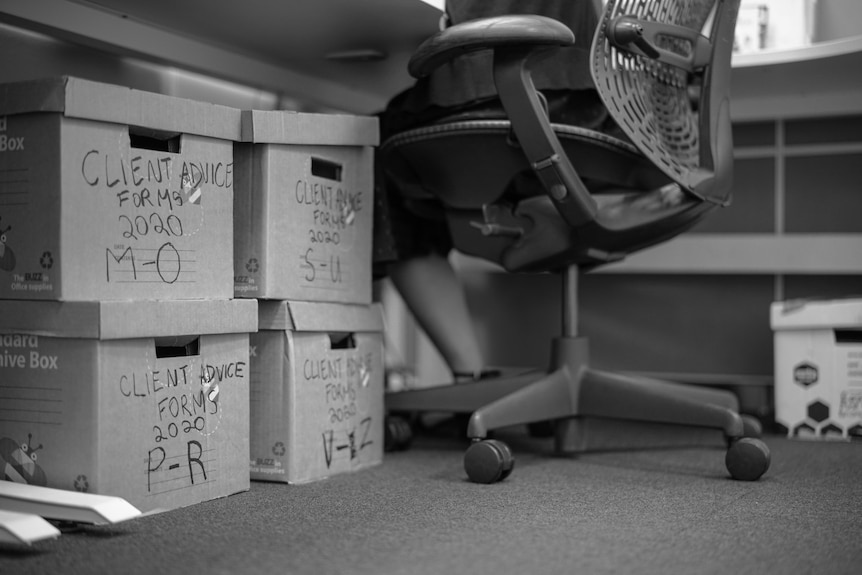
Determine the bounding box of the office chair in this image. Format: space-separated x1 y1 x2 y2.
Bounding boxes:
382 0 771 483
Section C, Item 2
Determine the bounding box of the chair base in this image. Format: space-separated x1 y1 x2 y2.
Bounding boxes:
552 417 725 454
385 335 770 482
385 262 769 482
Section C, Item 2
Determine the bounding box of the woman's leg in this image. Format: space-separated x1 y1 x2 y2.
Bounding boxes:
388 252 485 380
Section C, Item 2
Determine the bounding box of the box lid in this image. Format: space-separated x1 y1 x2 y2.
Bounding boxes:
770 298 862 330
0 299 258 340
0 76 242 141
240 109 379 146
258 300 383 333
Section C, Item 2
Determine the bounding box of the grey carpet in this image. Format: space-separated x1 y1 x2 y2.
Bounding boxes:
2 432 861 575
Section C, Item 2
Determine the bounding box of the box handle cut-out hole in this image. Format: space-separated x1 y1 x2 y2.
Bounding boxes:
130 127 182 153
155 336 201 358
329 332 356 350
835 329 862 344
311 157 343 182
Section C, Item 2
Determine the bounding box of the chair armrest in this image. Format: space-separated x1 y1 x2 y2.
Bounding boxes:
407 15 599 229
408 15 575 78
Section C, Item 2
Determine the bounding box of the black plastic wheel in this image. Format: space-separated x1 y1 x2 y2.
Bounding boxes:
384 415 413 452
740 414 763 438
464 439 515 484
726 437 771 481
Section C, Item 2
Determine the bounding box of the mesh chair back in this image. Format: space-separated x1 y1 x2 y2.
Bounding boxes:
591 0 739 204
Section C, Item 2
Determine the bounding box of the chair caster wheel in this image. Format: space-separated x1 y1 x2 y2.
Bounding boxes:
464 439 514 484
726 437 771 481
725 414 765 447
741 414 763 438
384 415 413 452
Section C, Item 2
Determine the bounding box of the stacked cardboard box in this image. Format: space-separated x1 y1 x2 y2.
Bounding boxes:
235 110 386 483
234 109 378 304
0 77 256 512
0 76 239 301
249 300 384 484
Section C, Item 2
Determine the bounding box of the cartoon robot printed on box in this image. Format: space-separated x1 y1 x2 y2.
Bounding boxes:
1 433 47 486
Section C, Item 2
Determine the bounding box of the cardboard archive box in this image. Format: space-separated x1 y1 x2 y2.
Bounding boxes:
0 76 241 300
249 300 384 483
771 298 862 440
234 110 379 304
0 299 257 512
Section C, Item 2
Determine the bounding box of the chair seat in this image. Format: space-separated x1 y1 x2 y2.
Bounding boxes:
381 119 710 271
381 119 672 210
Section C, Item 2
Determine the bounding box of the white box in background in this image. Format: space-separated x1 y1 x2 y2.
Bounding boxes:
771 298 862 440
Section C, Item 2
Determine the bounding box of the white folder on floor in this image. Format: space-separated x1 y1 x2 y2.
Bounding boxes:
0 481 141 532
0 508 61 545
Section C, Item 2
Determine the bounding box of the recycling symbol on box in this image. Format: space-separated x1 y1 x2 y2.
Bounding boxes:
74 474 89 492
40 251 54 269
